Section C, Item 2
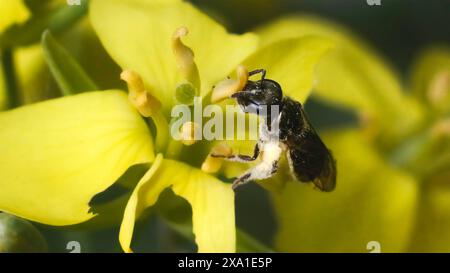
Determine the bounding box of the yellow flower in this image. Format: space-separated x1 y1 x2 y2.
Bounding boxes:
0 0 332 253
0 90 154 224
255 16 450 252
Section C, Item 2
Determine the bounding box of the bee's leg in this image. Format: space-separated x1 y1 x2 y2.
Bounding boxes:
232 173 253 190
249 69 266 81
232 160 279 190
211 143 260 163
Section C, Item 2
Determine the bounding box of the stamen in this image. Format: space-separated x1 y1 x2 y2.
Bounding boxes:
172 27 200 90
211 65 249 103
120 70 162 117
201 144 233 173
180 121 201 146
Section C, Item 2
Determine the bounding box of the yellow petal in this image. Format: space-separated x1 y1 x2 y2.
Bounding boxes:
273 130 418 252
243 36 333 103
408 173 450 252
119 154 164 253
170 166 235 253
120 158 235 253
0 90 154 225
410 47 450 113
90 0 258 107
0 0 30 33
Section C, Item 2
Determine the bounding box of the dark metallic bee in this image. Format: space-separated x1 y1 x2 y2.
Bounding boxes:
212 69 336 191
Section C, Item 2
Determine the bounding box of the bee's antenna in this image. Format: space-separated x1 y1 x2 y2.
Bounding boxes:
248 69 266 88
249 69 266 81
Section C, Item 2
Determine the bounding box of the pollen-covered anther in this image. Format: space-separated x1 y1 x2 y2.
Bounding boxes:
180 121 201 146
120 70 161 117
172 26 200 89
201 144 233 173
211 65 249 103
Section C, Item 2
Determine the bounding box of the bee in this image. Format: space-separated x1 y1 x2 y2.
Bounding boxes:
212 69 336 191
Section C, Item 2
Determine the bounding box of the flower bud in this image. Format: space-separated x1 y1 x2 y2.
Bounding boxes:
0 213 47 253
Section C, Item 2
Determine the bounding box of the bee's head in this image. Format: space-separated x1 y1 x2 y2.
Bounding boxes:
231 79 283 116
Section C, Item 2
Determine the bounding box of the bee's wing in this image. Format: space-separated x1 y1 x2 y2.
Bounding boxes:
286 129 336 192
280 97 336 191
312 150 336 192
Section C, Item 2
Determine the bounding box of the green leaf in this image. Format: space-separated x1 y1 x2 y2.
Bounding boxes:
1 48 20 109
0 62 5 110
42 30 97 95
236 230 274 253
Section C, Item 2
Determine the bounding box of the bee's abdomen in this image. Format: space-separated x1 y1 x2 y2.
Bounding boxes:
289 148 325 182
287 130 330 181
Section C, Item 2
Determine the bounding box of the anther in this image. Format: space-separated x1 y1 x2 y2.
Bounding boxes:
201 144 233 173
211 65 249 103
121 70 162 117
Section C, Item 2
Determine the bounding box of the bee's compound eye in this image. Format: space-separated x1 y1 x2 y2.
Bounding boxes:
262 80 282 98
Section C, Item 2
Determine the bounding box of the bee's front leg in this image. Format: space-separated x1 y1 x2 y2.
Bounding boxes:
232 172 253 190
211 143 260 163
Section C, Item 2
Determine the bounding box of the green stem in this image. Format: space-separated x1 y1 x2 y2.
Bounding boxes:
151 111 170 153
1 49 20 109
159 213 274 253
165 140 184 159
0 2 89 49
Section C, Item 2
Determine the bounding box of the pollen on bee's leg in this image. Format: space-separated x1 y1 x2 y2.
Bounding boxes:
179 121 201 146
172 26 200 90
120 70 161 117
201 144 233 173
211 65 249 103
